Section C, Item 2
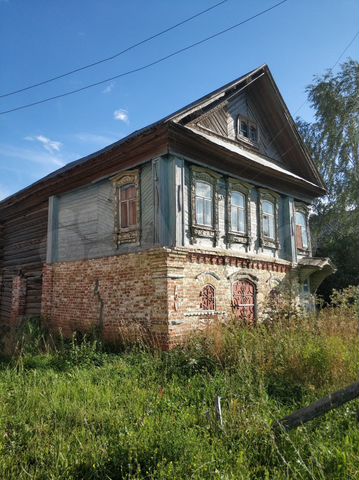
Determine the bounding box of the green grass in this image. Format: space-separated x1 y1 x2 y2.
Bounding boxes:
0 305 358 479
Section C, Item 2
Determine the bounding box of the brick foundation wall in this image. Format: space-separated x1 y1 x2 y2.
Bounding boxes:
41 247 292 349
166 248 291 346
41 249 170 348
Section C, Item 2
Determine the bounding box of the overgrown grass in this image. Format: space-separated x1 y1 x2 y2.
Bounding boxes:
0 296 358 479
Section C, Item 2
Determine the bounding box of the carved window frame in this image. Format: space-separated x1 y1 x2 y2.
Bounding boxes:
258 189 280 249
294 202 310 254
226 178 252 247
190 166 221 245
112 169 140 247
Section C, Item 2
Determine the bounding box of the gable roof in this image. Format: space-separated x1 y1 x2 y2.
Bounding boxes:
0 65 325 215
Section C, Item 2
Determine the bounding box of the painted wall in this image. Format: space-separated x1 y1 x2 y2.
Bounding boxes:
173 156 296 262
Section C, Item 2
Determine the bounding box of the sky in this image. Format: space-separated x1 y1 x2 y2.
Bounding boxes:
0 0 357 201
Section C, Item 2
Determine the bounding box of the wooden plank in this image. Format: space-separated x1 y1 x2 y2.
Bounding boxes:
275 381 359 432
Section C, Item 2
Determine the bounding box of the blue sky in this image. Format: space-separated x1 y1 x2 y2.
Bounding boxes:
0 0 357 200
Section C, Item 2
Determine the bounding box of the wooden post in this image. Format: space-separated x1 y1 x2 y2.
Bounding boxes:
275 381 359 432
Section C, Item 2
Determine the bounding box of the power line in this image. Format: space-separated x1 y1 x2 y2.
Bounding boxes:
0 0 290 116
0 0 229 99
240 29 359 187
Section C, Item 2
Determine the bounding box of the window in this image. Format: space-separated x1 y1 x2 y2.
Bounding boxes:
240 120 248 138
262 200 275 239
295 211 308 249
200 284 215 310
195 180 213 227
190 167 220 245
249 124 258 142
232 279 256 323
237 117 258 144
112 169 140 246
231 191 246 233
120 184 137 228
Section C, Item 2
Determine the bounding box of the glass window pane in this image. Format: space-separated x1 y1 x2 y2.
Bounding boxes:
263 215 270 237
126 185 136 200
238 208 246 233
240 121 248 137
129 200 137 226
120 184 135 200
231 208 238 231
120 201 128 228
196 197 204 225
262 200 274 215
204 199 212 226
232 191 245 208
295 212 306 227
250 125 258 142
196 181 212 199
268 216 275 239
296 212 308 248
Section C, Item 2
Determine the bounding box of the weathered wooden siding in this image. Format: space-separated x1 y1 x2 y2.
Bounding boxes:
191 91 284 166
52 162 156 262
175 159 292 261
0 202 48 322
197 106 228 137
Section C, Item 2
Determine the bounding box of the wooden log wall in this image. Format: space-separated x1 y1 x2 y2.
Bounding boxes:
0 125 169 326
0 201 48 322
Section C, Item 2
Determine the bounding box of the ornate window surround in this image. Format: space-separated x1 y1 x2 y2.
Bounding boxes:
294 202 311 254
112 169 140 247
258 188 280 249
190 166 221 245
226 178 252 247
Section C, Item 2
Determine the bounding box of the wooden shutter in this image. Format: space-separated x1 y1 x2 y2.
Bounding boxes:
296 225 303 249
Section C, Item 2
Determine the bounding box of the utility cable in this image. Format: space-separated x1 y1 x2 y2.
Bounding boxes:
0 0 229 99
0 0 290 115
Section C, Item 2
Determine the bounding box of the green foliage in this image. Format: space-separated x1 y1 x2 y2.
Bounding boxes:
0 303 358 479
297 59 359 300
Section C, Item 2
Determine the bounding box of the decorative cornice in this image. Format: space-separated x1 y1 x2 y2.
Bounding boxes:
187 251 291 273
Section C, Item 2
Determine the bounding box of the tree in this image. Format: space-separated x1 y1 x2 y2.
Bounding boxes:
297 59 359 301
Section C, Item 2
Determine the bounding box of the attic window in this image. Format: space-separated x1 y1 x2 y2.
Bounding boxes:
237 117 258 144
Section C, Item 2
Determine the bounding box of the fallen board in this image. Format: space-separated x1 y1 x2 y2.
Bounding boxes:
275 381 359 432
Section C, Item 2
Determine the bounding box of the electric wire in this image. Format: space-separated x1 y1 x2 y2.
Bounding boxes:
0 0 289 115
0 0 229 99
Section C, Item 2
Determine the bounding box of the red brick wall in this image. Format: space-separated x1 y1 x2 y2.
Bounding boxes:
41 247 292 349
41 249 170 348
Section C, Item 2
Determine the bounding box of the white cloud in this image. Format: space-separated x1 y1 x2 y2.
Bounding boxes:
0 143 65 168
102 82 115 94
25 134 63 154
113 109 129 123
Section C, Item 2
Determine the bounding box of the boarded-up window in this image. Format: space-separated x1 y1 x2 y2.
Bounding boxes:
295 211 308 249
232 280 256 323
120 184 137 228
201 284 215 310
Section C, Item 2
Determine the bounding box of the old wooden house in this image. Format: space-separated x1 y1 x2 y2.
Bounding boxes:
0 65 335 348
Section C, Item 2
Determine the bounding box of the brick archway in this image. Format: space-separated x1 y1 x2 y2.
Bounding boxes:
232 279 256 323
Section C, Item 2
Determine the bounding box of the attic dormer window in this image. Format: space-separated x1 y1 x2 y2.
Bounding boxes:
237 117 258 144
